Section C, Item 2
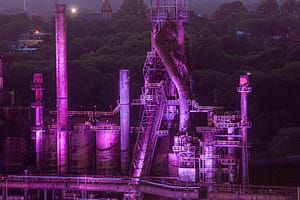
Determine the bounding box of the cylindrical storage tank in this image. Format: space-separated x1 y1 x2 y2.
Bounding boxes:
96 118 120 175
70 118 95 174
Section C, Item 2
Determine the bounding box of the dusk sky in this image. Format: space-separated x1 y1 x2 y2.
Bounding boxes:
0 0 265 18
0 0 124 14
0 0 257 15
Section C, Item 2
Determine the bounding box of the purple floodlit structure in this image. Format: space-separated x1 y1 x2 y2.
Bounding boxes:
227 127 236 183
56 4 69 174
129 0 191 187
21 1 259 199
120 69 130 175
96 119 120 175
238 74 252 185
152 0 190 134
31 73 45 171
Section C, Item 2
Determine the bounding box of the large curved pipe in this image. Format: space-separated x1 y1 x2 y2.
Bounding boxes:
154 24 190 133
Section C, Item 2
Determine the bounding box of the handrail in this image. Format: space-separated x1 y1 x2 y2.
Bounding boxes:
0 175 297 197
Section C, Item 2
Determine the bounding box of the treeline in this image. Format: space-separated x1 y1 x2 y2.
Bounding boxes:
1 0 300 158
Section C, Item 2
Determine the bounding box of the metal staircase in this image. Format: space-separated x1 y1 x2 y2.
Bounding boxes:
130 82 166 179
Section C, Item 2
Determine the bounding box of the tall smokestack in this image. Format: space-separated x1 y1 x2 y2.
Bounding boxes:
56 4 68 174
238 74 252 185
120 69 130 175
31 73 44 171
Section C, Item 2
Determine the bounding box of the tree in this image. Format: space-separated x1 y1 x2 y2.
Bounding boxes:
280 0 297 15
256 0 279 15
212 1 248 21
190 29 224 70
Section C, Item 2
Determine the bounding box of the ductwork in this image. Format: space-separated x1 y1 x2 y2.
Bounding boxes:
154 23 190 134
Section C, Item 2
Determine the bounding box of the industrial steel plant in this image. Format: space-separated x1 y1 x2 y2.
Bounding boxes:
0 0 299 200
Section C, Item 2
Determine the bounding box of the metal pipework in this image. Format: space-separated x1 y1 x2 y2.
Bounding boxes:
120 69 130 175
56 4 68 174
177 19 185 58
227 127 235 183
154 24 190 134
237 75 252 186
203 132 216 188
31 73 45 171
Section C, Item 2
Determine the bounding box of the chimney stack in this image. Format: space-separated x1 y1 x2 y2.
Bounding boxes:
56 4 69 174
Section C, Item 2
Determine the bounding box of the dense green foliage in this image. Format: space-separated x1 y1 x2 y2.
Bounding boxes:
1 0 300 158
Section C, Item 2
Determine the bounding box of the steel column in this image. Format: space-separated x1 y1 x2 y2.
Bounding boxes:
56 4 69 175
120 69 130 175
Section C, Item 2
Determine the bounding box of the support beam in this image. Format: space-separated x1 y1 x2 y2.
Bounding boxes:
120 69 130 175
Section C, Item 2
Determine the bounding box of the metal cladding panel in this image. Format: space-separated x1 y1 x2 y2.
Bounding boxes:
70 121 95 174
168 153 178 177
42 134 57 173
96 119 120 175
178 168 196 182
151 136 170 175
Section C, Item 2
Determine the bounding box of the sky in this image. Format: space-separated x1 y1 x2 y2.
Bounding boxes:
0 0 123 14
0 0 262 16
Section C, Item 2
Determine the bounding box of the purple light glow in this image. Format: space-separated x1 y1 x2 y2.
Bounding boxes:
96 120 120 175
56 4 68 174
238 74 252 185
203 132 215 185
227 127 235 183
154 25 190 134
32 73 44 171
120 69 130 175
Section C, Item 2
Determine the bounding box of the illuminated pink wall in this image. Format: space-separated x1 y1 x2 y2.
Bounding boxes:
56 4 68 174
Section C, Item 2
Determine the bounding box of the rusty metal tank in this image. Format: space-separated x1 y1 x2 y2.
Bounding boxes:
69 118 95 174
42 132 57 174
95 117 120 175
